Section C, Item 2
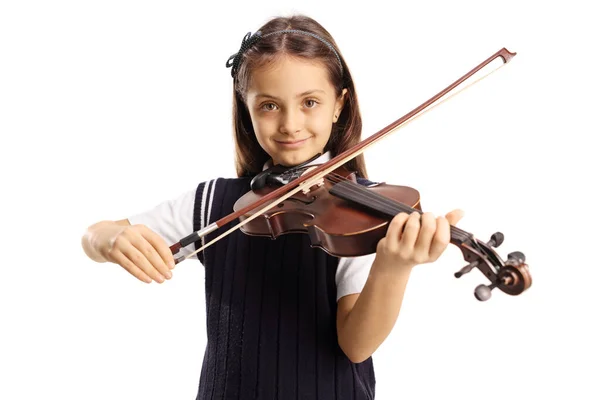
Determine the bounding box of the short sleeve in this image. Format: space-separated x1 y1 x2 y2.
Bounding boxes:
127 188 199 260
335 253 376 302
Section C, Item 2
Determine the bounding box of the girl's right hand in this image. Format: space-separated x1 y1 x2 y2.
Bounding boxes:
84 220 175 284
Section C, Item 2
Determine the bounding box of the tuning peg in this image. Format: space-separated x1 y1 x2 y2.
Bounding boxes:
455 261 479 278
508 251 525 262
487 232 504 248
474 281 499 301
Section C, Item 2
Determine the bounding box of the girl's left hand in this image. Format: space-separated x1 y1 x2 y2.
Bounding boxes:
374 209 465 274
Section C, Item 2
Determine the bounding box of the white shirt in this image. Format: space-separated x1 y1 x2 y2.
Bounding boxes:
128 152 375 301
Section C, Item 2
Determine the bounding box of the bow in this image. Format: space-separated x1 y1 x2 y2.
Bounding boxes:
225 31 262 77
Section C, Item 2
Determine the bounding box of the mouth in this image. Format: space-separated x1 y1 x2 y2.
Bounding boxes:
274 138 310 148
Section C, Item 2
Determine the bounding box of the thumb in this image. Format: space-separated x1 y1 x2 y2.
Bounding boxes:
445 209 465 226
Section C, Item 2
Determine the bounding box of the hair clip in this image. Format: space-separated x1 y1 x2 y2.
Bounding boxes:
226 31 262 77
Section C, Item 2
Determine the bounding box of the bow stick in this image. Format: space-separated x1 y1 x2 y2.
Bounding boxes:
170 48 516 264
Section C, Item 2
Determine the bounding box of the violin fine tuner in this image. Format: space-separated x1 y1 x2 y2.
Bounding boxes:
454 232 531 301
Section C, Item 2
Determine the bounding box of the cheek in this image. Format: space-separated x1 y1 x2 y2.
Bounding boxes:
308 110 334 137
247 109 265 132
250 115 277 144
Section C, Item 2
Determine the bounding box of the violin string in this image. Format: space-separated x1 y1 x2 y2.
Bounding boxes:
336 179 471 242
323 173 417 217
324 173 471 242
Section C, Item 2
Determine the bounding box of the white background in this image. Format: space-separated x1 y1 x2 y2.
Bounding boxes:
2 0 599 399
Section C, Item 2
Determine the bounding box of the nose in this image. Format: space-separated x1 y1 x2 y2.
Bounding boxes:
279 108 303 135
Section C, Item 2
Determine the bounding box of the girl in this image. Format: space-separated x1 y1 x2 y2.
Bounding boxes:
81 14 463 400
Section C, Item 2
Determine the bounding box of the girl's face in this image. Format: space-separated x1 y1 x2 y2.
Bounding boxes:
246 56 347 167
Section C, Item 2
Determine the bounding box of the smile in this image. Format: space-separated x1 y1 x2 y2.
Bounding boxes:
274 138 310 148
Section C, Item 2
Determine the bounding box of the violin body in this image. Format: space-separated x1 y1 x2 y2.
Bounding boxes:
233 167 421 257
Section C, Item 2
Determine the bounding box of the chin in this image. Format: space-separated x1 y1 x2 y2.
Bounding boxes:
278 150 320 167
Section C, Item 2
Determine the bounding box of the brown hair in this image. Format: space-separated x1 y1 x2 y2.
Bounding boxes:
230 15 368 179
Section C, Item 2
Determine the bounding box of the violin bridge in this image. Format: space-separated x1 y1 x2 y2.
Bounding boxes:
300 166 324 194
301 179 324 194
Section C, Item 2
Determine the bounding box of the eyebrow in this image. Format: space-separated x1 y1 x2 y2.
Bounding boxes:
254 89 326 100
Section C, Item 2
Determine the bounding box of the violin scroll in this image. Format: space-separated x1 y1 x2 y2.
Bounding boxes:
454 231 532 301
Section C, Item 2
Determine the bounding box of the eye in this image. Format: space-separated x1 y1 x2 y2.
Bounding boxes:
305 99 318 108
260 102 278 111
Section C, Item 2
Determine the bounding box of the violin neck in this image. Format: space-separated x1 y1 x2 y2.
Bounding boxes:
329 180 473 245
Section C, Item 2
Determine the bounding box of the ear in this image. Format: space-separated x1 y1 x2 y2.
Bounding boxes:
333 88 348 123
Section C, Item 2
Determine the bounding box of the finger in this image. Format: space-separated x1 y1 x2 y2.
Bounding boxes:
413 212 437 256
111 250 153 284
399 211 421 250
445 209 465 226
429 216 450 259
385 212 411 252
130 231 173 280
140 226 176 270
120 243 166 284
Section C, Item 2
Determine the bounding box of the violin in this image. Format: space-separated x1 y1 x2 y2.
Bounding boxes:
169 47 532 302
